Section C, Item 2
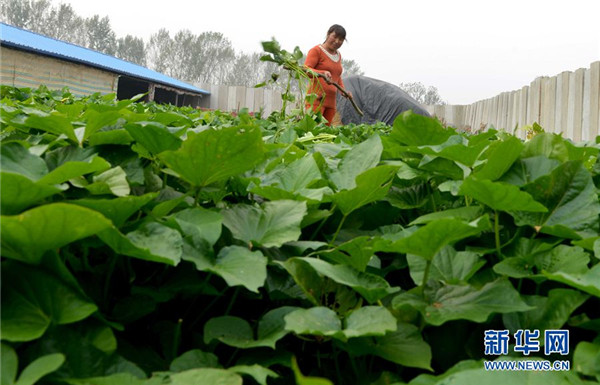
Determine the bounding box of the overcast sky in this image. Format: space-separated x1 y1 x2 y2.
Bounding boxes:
62 0 599 104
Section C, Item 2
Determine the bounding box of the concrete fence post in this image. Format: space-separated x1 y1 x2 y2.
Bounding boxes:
555 71 570 136
567 68 585 141
582 68 591 141
245 87 255 113
590 61 600 139
540 76 557 132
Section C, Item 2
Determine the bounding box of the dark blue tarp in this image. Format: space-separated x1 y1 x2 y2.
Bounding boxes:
336 75 430 125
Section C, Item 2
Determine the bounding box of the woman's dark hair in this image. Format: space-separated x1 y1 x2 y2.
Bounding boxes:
326 24 346 41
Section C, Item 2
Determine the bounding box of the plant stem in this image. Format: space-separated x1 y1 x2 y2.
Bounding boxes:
349 354 360 382
172 318 182 360
494 210 503 259
280 72 292 118
309 204 336 241
224 287 240 316
333 345 342 384
194 186 202 206
331 214 347 244
429 185 438 212
421 260 432 300
103 254 118 306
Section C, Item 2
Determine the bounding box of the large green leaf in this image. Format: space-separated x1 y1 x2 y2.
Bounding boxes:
409 206 484 226
255 154 322 192
38 155 110 185
384 216 490 260
82 109 122 140
284 306 396 341
71 193 157 228
318 236 383 272
14 353 65 385
390 110 453 146
207 246 267 292
0 347 66 385
494 244 590 280
573 341 600 378
1 343 18 385
472 136 523 180
392 279 532 326
280 257 399 303
386 182 430 209
407 245 484 285
62 373 157 385
521 132 570 161
125 121 183 154
22 112 77 143
159 126 264 186
419 156 468 180
204 307 298 349
170 350 220 371
87 129 134 146
514 161 600 238
169 207 223 246
329 134 382 190
347 322 432 370
0 172 67 215
283 307 341 337
331 165 398 216
397 135 488 167
502 289 589 332
459 177 547 212
85 166 131 197
19 321 143 380
499 156 561 186
98 222 183 266
169 368 243 385
0 142 48 180
222 200 306 248
249 155 331 202
228 365 279 385
1 261 98 341
1 203 113 264
343 306 397 338
544 264 600 297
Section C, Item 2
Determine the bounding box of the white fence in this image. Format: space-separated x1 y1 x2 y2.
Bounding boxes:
425 61 600 141
197 83 302 116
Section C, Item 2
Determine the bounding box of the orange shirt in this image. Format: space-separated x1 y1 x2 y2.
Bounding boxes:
304 45 345 109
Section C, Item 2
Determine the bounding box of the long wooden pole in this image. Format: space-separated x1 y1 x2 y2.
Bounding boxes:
313 72 364 117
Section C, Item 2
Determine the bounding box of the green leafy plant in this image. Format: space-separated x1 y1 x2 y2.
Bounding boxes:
1 85 599 385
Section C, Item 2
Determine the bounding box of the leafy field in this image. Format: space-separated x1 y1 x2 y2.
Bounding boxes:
1 85 599 385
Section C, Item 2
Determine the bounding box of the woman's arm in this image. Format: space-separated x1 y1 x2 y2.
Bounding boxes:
304 47 331 81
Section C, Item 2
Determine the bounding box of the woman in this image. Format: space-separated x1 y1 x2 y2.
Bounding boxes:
304 24 352 125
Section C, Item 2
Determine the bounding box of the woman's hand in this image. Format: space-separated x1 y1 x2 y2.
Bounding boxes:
322 71 332 83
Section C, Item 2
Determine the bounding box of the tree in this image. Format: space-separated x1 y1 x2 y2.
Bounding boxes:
147 29 236 85
225 52 279 87
116 35 147 66
398 81 446 105
342 59 364 77
0 0 51 32
147 28 173 74
84 15 117 56
45 3 86 46
194 31 236 84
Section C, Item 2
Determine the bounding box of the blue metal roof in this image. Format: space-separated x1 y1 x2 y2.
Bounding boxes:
0 23 209 95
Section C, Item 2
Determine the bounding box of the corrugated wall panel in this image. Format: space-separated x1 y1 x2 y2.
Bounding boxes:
1 47 117 96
